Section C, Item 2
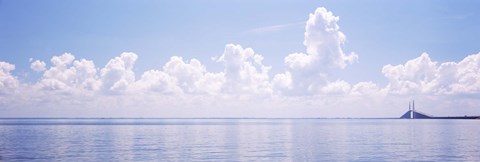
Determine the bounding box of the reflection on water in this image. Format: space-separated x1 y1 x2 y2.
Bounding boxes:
0 119 479 161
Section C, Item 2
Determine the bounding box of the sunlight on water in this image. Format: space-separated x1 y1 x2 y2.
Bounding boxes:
0 119 479 161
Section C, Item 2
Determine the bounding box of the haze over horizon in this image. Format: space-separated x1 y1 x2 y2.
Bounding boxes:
1 1 480 118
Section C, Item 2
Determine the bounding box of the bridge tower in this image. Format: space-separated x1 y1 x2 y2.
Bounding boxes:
412 100 415 119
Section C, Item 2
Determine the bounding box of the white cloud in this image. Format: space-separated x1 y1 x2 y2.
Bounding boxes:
1 6 480 118
133 70 182 94
382 53 437 94
382 52 480 95
51 53 75 67
448 53 480 94
2 50 480 118
134 56 225 95
272 71 293 93
351 81 380 96
163 56 222 93
73 59 100 91
194 72 225 95
36 53 100 92
303 7 358 69
275 7 357 95
321 80 351 95
30 60 46 72
0 61 19 94
216 44 272 95
100 52 137 93
38 53 78 91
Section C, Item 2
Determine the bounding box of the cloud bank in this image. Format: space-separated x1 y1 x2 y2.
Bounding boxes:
383 52 480 95
1 7 479 117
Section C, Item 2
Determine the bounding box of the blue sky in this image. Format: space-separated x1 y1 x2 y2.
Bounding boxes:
3 0 479 83
1 0 480 117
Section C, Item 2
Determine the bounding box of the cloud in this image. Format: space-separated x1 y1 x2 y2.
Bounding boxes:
162 56 225 94
1 6 480 118
134 56 225 95
446 53 480 94
100 52 137 93
73 59 100 91
272 72 293 92
163 56 206 92
215 44 272 95
303 7 358 69
382 53 437 94
351 81 381 96
0 61 19 94
37 53 100 92
133 70 182 94
274 7 357 95
37 53 78 91
30 60 47 72
321 80 351 95
382 52 480 95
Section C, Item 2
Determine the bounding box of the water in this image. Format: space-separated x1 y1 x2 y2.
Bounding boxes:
0 119 479 161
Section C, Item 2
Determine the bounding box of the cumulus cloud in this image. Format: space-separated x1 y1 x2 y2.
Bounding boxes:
37 53 100 92
30 60 47 72
162 56 225 94
163 56 206 92
100 52 138 93
445 53 480 94
133 70 181 94
303 7 358 69
282 7 358 73
2 49 480 118
351 81 380 96
274 7 357 95
272 72 293 92
0 61 19 94
216 44 272 95
1 6 480 118
382 52 480 95
382 53 437 94
37 53 77 91
321 80 351 95
134 56 225 95
73 59 100 91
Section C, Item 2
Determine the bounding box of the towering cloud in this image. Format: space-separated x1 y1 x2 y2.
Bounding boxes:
274 7 358 95
303 7 358 69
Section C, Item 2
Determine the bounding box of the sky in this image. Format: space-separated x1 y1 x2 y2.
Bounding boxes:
1 0 480 118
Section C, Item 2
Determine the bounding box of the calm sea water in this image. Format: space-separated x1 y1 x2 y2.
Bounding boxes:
0 119 479 161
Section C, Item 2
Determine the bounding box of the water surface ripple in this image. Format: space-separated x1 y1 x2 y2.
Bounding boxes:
0 119 479 161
